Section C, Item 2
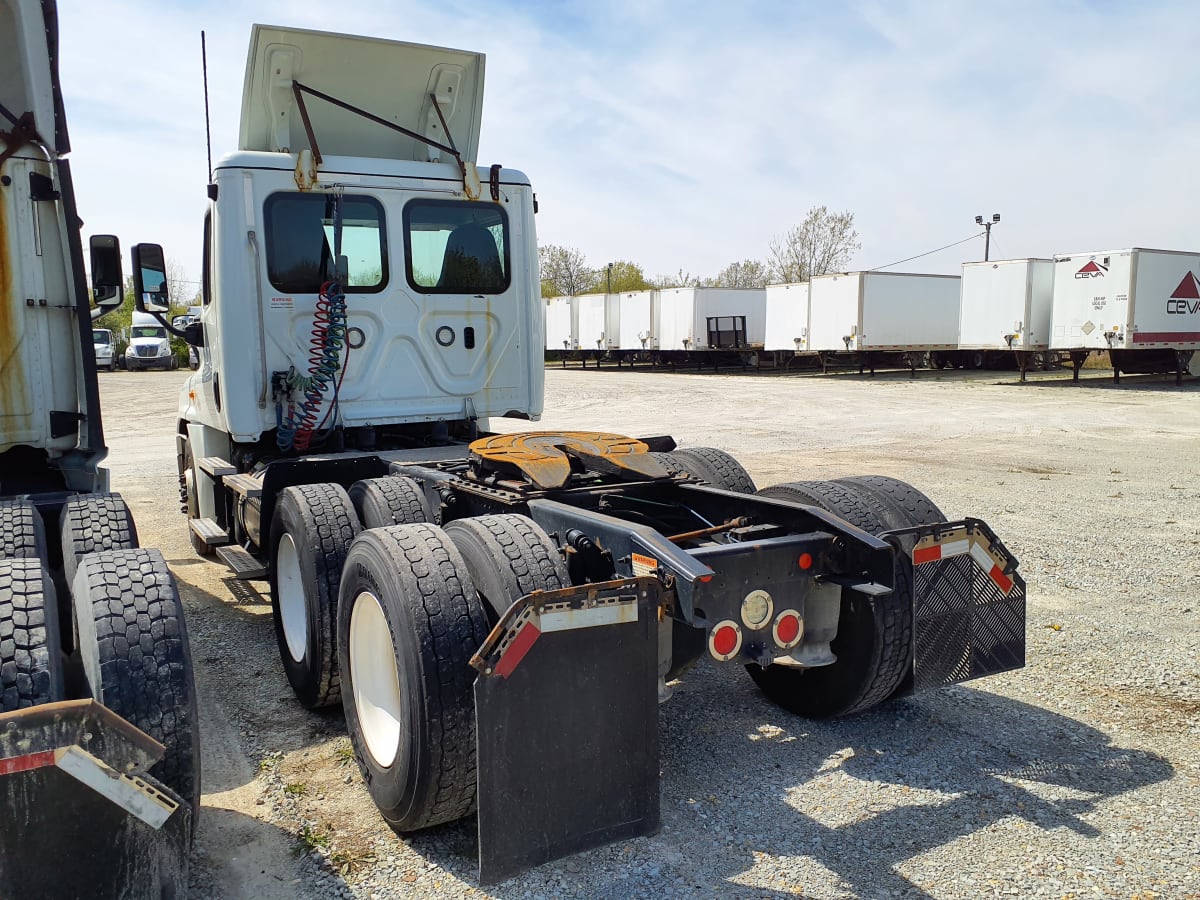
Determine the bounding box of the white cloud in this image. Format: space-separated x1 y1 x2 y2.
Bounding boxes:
54 0 1200 285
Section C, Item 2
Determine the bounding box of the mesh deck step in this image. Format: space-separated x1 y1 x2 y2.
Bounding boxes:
215 544 267 580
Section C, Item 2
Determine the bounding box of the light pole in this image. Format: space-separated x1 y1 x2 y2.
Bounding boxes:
606 262 613 294
975 213 1000 261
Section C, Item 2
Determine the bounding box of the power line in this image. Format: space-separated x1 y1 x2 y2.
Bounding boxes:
868 231 985 272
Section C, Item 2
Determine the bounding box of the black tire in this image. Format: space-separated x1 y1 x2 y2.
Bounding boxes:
59 493 139 588
666 447 756 493
180 442 214 557
442 514 570 621
348 476 431 529
0 499 48 562
747 480 910 717
649 451 688 477
833 475 946 534
0 559 65 711
337 524 491 832
834 475 948 702
72 548 199 821
268 483 360 709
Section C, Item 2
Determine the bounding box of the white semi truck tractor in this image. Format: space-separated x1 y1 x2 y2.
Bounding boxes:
1 1 198 895
161 24 1026 884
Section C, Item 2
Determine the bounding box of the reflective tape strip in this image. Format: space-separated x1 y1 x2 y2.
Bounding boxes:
494 621 541 679
540 601 637 633
56 747 176 829
914 538 969 565
0 749 56 776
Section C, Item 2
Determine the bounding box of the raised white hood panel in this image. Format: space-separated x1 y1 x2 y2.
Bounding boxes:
239 24 485 163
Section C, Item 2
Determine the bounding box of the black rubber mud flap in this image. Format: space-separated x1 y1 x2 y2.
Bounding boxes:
0 700 190 898
472 577 662 885
890 518 1026 692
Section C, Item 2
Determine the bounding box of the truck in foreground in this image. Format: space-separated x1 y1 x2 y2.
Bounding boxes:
158 23 1026 884
0 1 198 895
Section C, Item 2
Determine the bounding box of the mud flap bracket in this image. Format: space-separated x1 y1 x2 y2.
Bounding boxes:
471 577 663 885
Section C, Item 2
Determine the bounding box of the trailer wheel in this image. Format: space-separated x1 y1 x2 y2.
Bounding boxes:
337 524 491 831
443 514 570 621
0 499 48 562
59 493 139 587
0 559 65 712
348 476 431 529
748 480 910 717
268 483 360 709
666 447 756 493
72 549 199 820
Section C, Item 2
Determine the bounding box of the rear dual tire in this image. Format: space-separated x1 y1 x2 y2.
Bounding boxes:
651 447 756 493
748 477 943 718
269 483 360 710
0 559 64 712
338 524 491 832
72 549 200 820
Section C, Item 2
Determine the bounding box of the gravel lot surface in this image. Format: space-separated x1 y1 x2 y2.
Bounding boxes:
98 365 1200 899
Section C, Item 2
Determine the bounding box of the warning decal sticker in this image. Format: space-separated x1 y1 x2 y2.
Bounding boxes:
631 553 658 577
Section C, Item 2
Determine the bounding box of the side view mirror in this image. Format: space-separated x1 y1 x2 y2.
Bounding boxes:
132 242 169 312
89 235 124 310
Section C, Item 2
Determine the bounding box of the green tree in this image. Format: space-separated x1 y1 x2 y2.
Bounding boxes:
538 244 597 298
768 206 860 283
603 260 651 293
706 259 770 289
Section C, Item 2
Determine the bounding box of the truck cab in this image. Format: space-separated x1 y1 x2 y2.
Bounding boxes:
125 310 176 371
165 23 1026 884
91 327 116 371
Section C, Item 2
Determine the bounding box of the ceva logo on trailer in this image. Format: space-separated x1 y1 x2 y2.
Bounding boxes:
1167 271 1200 314
1075 260 1108 279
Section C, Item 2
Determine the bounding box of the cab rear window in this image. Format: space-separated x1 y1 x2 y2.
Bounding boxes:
404 200 509 294
264 192 387 293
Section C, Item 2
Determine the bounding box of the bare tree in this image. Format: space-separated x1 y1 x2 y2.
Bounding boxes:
650 269 701 289
538 244 598 298
165 257 199 306
768 206 861 283
706 259 770 289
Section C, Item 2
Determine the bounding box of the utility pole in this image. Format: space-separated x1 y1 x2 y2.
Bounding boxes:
975 213 1000 261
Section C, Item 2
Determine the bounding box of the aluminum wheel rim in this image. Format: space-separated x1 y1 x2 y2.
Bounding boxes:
350 590 402 769
276 533 307 663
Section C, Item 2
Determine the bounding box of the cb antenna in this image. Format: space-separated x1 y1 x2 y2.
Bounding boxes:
201 31 213 184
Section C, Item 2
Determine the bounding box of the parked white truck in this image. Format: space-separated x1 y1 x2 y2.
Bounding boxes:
1050 247 1199 384
158 23 1026 884
0 1 198 894
92 326 116 371
125 309 177 371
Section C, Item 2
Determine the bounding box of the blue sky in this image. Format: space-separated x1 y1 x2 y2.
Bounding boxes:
57 0 1200 290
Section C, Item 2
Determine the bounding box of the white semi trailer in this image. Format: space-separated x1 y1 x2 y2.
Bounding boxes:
155 23 1026 884
808 271 961 375
1050 247 1199 384
0 1 197 894
764 282 811 354
958 259 1056 380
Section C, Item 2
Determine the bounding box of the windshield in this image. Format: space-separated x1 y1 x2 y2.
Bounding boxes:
131 326 167 340
92 330 112 344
